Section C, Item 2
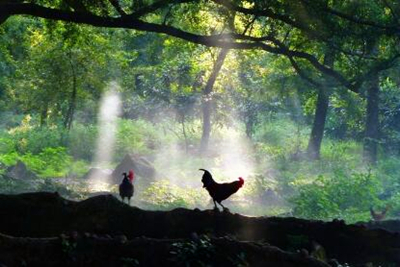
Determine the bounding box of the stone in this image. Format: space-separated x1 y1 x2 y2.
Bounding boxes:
5 160 37 180
111 154 156 184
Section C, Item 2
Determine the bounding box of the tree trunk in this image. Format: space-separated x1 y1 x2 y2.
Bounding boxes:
40 103 48 127
180 114 189 153
363 73 380 164
64 53 77 130
306 52 335 160
306 87 330 159
245 118 254 138
200 48 229 152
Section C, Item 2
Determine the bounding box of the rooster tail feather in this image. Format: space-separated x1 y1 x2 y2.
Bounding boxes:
199 169 214 187
199 169 212 179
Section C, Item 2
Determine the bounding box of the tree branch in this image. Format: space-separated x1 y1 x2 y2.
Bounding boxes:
1 2 387 93
211 0 330 41
108 0 126 16
288 56 321 87
300 0 400 35
129 0 193 18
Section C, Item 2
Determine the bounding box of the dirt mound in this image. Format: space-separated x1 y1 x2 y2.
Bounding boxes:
0 233 329 267
0 192 399 266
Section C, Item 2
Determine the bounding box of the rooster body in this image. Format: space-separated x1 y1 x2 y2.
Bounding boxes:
199 169 244 211
119 170 134 204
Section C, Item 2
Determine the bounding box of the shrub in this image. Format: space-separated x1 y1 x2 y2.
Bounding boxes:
170 235 215 266
67 124 97 161
35 147 72 178
115 119 151 157
290 171 383 222
1 147 73 178
10 125 67 154
141 180 207 210
0 151 19 167
376 157 400 198
0 134 16 154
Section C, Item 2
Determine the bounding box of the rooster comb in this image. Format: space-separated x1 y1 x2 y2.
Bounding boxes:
128 169 135 182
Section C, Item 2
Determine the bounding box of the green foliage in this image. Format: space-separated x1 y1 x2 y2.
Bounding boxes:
120 258 140 267
115 119 160 157
38 147 72 177
5 117 67 154
376 157 400 195
19 147 72 178
291 171 383 222
67 124 97 160
0 151 19 167
170 235 216 267
67 160 90 178
325 91 365 140
1 2 400 224
0 145 73 178
0 135 16 154
253 117 309 159
141 180 207 210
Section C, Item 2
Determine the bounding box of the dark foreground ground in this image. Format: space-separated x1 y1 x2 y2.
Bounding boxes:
0 192 399 266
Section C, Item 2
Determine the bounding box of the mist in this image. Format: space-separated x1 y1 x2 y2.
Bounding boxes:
87 82 121 191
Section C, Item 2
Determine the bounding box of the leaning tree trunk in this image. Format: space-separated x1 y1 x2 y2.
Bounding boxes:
363 73 380 164
200 48 229 152
307 87 330 159
306 52 335 160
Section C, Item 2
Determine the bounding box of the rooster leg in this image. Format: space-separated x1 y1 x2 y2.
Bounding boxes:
128 197 131 205
213 200 219 211
218 202 230 212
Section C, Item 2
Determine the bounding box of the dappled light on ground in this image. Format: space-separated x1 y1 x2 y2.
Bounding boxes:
86 180 115 193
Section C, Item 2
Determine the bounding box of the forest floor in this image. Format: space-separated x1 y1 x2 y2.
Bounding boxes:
0 192 399 267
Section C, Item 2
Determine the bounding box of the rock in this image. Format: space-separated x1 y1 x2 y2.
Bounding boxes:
111 154 156 184
82 168 112 180
5 160 37 180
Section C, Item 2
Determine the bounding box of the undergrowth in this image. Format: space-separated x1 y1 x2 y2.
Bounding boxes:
0 117 399 223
